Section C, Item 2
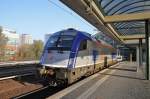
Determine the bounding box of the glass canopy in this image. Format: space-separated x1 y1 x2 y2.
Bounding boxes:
99 0 150 15
96 0 150 35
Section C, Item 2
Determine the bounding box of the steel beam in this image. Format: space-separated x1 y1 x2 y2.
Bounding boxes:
83 0 123 42
60 0 124 43
105 12 150 23
120 34 145 40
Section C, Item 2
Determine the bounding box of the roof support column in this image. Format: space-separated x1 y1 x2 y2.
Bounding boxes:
139 38 142 67
136 45 139 65
145 20 150 80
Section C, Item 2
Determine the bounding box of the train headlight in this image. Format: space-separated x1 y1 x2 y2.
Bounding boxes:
40 68 45 75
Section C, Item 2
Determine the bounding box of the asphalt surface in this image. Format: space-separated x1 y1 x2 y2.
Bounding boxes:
48 62 150 99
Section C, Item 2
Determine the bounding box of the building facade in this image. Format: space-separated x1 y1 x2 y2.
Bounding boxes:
20 34 33 45
1 27 19 60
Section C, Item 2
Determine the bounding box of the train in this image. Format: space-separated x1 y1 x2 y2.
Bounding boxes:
40 28 117 86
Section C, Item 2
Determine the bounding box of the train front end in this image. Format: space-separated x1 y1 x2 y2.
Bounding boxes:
40 29 77 86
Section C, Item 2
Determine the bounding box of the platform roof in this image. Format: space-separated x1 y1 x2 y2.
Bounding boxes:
60 0 150 43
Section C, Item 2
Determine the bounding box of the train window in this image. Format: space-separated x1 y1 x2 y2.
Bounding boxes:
79 40 87 50
47 35 75 51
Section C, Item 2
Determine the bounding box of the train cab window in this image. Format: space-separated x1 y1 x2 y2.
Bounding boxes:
79 40 87 50
47 35 75 51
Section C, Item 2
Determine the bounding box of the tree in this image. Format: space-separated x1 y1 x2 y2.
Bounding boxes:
16 40 43 61
16 40 44 61
17 44 34 60
0 27 8 61
32 40 43 60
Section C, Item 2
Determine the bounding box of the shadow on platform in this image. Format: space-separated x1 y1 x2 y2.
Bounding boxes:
108 67 137 72
100 73 145 80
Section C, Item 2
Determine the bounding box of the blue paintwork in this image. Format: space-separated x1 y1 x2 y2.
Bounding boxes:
112 52 117 59
68 30 92 69
92 50 99 62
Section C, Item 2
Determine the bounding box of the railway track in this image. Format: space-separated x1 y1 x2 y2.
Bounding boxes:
0 73 36 81
0 61 41 79
12 85 65 99
0 61 63 99
0 66 37 78
0 74 46 99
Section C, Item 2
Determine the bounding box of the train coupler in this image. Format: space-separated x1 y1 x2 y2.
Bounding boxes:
49 81 57 87
49 79 67 87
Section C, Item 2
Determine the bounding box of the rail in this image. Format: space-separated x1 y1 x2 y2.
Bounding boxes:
13 85 64 99
0 60 39 67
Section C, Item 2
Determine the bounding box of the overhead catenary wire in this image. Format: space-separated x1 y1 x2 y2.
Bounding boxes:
47 0 96 30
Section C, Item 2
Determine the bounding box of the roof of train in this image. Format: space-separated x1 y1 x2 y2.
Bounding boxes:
50 28 115 48
51 28 96 41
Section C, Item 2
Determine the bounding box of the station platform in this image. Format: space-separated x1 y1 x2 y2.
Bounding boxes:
48 62 150 99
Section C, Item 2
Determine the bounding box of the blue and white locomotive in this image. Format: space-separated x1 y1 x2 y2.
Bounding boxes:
40 28 117 85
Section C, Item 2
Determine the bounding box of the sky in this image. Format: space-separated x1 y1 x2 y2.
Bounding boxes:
0 0 96 41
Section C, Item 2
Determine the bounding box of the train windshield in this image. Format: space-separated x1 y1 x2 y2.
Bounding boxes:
46 35 75 51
